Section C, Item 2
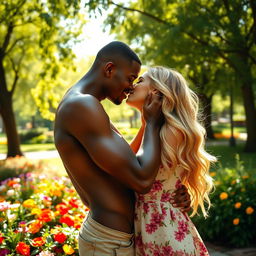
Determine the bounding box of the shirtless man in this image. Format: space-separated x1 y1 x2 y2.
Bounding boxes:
54 42 191 255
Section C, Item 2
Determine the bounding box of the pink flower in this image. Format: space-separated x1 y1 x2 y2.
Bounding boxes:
151 180 163 192
175 230 185 241
175 179 182 189
151 212 164 225
145 222 158 234
170 209 176 221
162 245 174 255
160 204 167 216
143 203 149 214
178 220 189 233
161 192 171 202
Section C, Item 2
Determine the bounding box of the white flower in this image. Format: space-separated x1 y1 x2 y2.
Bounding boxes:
37 251 55 256
0 185 6 192
7 213 17 221
7 189 15 196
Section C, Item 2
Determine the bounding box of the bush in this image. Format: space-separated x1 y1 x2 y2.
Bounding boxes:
192 155 256 247
19 128 49 144
19 128 54 144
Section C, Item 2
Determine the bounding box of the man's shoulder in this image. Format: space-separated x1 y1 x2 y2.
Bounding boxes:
58 93 103 116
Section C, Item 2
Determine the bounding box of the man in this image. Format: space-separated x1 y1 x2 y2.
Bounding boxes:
54 41 191 255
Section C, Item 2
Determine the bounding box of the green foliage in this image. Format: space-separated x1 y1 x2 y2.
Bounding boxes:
19 128 49 144
193 156 256 247
0 0 87 119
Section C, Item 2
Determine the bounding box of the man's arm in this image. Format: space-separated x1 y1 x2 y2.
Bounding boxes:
59 94 162 194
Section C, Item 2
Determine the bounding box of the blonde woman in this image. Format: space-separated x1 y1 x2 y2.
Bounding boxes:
126 66 216 256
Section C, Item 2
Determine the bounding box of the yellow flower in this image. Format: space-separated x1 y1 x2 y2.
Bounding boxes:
210 172 216 177
23 199 36 208
233 218 240 225
231 180 236 185
219 192 228 200
63 244 75 255
234 202 241 209
31 208 42 215
246 207 254 215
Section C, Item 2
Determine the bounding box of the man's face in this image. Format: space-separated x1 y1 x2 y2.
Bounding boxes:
108 60 141 105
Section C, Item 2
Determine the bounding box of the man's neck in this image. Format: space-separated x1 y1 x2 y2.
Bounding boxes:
74 71 107 101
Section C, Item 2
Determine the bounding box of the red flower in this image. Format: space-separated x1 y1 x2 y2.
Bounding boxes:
59 215 74 226
69 198 79 208
56 203 69 215
16 242 30 256
54 232 67 243
38 209 53 222
0 236 4 244
32 237 45 247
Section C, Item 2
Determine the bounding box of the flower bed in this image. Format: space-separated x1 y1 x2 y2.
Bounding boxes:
0 172 89 255
192 156 256 247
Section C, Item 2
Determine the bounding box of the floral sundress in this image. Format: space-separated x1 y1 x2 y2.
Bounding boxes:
134 165 209 256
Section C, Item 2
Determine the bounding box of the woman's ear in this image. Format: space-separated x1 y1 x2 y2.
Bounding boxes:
152 89 163 97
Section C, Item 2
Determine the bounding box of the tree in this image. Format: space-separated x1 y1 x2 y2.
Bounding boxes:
86 0 256 151
0 0 85 157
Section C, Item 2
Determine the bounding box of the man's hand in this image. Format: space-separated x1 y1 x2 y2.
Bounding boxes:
170 185 192 213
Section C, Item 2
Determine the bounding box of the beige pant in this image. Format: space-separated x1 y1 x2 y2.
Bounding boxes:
78 213 135 256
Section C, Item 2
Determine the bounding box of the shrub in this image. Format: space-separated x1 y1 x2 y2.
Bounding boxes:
192 155 256 247
19 128 49 144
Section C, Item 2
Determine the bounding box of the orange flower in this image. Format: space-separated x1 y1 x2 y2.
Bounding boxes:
32 237 45 247
234 202 241 209
233 218 240 225
246 207 254 215
63 244 75 255
28 220 43 234
16 242 30 256
219 192 228 200
38 209 54 222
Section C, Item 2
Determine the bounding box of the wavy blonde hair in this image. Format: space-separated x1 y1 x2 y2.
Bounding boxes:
147 66 216 217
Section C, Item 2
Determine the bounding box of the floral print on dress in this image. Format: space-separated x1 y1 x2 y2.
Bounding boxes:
134 166 209 256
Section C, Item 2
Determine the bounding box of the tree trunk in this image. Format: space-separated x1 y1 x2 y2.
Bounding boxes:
241 82 256 152
237 57 256 152
0 95 23 157
198 93 215 139
0 57 22 158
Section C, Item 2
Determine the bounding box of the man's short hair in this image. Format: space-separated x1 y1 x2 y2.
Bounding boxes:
95 41 141 65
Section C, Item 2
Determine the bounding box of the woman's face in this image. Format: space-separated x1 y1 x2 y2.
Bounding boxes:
126 72 152 110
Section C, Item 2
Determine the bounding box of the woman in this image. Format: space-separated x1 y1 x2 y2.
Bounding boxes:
126 66 216 256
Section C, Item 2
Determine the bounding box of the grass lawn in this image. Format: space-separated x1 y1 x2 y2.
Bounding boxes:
206 142 256 174
0 143 56 154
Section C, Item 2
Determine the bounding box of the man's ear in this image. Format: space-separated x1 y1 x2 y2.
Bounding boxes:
104 62 115 78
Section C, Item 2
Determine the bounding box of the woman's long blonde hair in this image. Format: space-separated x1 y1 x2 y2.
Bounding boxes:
147 66 216 217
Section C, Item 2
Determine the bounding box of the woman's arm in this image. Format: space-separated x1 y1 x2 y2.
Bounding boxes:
130 119 146 154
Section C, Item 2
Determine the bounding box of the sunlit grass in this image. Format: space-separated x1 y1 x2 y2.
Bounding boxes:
0 143 56 154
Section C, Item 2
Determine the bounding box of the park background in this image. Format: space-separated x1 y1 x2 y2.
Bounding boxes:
0 0 255 255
